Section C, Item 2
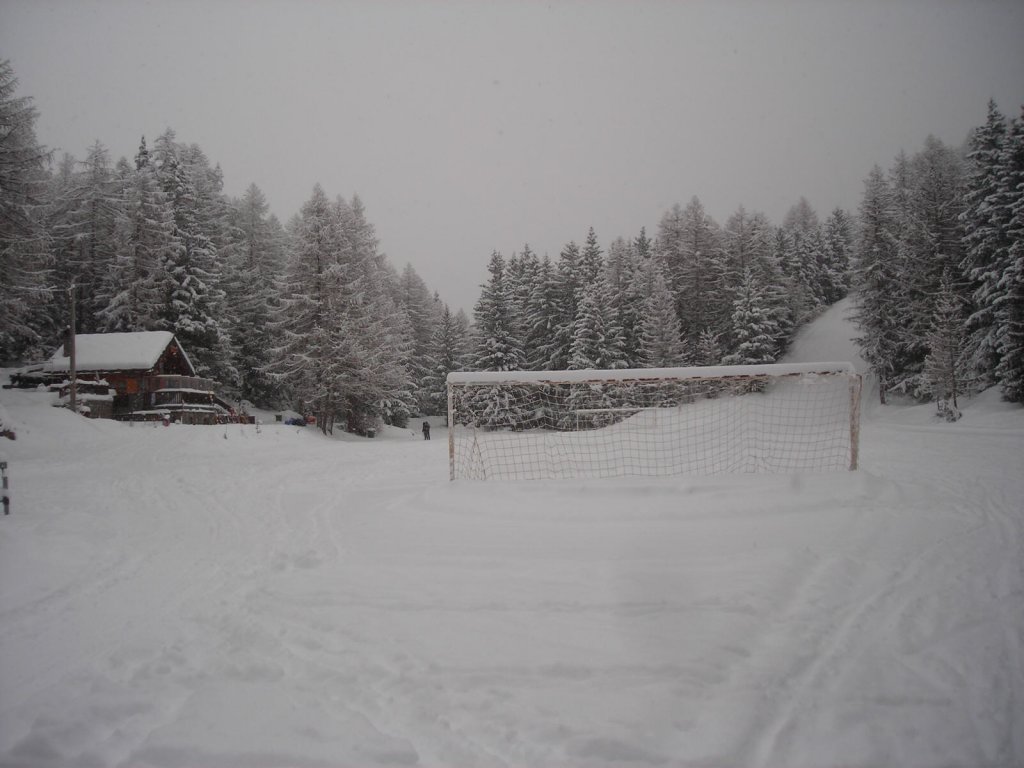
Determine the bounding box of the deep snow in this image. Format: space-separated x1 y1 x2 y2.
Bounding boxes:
1 301 1022 768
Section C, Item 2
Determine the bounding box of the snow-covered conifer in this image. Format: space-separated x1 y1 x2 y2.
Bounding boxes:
54 142 119 333
992 106 1024 402
273 185 347 431
656 197 726 343
960 100 1010 384
780 197 825 324
544 241 581 370
523 254 562 371
895 136 966 397
924 270 966 420
851 166 903 404
613 237 648 367
99 149 176 334
422 303 471 419
567 273 626 371
0 60 52 361
151 131 236 385
638 263 687 367
224 183 285 406
470 251 528 427
695 328 723 366
473 251 525 373
722 268 778 365
577 227 603 287
822 208 854 304
337 194 414 429
397 262 440 414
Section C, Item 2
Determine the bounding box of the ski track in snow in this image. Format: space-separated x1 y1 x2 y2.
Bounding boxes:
1 343 1022 765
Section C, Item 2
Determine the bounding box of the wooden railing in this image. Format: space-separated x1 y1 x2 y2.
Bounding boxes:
149 375 218 394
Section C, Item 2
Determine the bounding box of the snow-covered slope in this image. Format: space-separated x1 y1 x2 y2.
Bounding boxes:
781 297 867 373
1 307 1022 767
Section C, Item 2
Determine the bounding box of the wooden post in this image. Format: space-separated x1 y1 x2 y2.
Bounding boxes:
447 382 455 481
1 461 9 515
849 374 862 471
68 285 77 416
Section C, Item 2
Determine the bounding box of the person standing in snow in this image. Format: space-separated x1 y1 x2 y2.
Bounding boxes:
422 420 430 440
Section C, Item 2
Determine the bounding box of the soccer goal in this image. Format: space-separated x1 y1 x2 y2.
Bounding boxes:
446 362 862 481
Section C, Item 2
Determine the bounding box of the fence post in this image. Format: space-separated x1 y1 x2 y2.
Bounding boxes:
1 461 9 515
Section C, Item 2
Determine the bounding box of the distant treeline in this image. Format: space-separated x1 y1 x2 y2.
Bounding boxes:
2 56 1020 434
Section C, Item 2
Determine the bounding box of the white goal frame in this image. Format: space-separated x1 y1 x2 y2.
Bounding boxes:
446 362 862 481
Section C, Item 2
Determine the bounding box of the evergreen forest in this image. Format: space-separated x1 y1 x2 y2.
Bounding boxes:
2 59 1021 431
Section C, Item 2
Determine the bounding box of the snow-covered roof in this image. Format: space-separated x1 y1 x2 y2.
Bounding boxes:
43 331 195 375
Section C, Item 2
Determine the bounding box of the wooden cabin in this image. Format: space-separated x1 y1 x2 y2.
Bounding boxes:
26 331 238 424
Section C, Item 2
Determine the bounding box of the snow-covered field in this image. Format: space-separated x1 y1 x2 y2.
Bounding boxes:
1 303 1022 768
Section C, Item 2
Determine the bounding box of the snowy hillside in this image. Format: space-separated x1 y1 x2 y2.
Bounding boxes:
781 297 867 372
1 306 1022 768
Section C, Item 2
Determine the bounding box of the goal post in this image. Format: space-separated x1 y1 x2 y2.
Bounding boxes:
446 362 862 481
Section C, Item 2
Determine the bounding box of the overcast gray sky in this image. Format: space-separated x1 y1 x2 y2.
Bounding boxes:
2 0 1022 312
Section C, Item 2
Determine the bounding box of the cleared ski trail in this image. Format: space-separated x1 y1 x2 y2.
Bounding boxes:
1 342 1022 766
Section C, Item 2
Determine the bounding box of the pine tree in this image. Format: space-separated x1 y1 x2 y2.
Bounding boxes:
617 239 650 367
135 135 150 170
770 228 798 345
577 227 603 287
473 251 525 372
822 208 854 304
780 197 825 324
634 226 654 261
723 207 788 353
0 60 52 361
65 143 119 332
337 194 414 429
639 262 687 367
273 184 346 432
397 262 439 413
153 132 235 383
722 268 778 365
567 274 626 371
895 136 965 397
851 166 903 404
993 106 1024 402
224 183 284 406
46 152 81 334
695 328 723 366
604 236 634 299
566 272 627 426
960 100 1010 385
924 270 966 420
98 150 176 334
656 197 726 343
423 303 465 419
523 254 561 371
471 251 528 427
545 241 581 370
505 245 538 368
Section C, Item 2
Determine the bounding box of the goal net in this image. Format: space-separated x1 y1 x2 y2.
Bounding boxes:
446 362 862 481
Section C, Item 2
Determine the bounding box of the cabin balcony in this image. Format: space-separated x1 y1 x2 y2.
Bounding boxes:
148 375 219 395
113 375 229 424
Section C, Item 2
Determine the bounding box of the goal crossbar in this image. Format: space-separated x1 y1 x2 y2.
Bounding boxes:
446 363 862 481
446 361 857 387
